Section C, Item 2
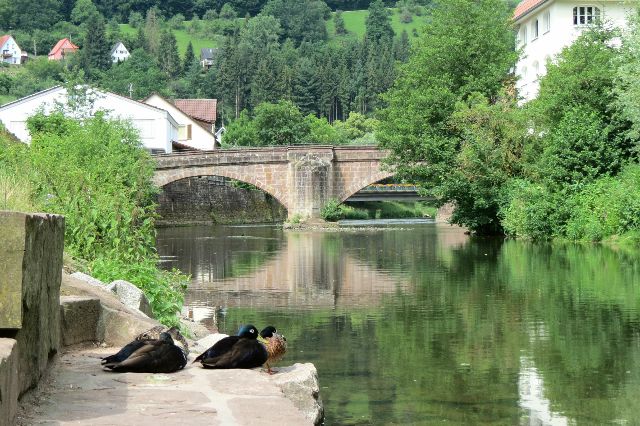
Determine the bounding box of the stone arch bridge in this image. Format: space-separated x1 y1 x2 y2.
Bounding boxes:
153 145 393 218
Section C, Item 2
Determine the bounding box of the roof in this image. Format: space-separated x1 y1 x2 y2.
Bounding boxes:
0 85 178 128
110 41 128 56
48 38 79 56
173 99 217 123
513 0 550 21
200 48 217 60
0 35 11 47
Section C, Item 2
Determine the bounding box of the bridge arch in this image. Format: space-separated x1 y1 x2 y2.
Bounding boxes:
337 170 396 203
154 167 289 211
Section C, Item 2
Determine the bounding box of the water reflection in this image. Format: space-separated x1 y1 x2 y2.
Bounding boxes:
156 223 640 425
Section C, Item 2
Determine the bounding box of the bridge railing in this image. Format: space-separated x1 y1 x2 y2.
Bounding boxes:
358 184 419 193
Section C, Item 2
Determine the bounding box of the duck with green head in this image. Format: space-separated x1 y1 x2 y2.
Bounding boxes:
193 324 268 369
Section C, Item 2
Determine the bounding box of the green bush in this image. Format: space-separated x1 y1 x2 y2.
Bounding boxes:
321 199 368 221
21 111 187 326
500 179 567 240
564 164 640 241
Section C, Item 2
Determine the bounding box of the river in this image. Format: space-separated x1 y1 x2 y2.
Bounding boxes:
156 220 640 425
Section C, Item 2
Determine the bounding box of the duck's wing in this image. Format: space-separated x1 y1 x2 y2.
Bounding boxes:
201 339 268 369
193 336 239 364
105 341 187 373
101 340 146 365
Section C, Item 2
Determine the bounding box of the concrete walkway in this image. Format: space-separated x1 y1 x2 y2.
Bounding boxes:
18 345 313 425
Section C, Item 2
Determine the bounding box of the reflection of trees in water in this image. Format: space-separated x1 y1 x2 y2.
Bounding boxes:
161 225 640 424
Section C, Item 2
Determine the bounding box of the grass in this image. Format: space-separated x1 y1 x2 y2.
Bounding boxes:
119 7 425 57
326 8 428 40
119 24 219 56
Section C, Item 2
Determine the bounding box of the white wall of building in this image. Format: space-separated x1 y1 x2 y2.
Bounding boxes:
515 0 632 102
145 94 217 151
1 36 22 64
0 86 178 153
111 42 130 63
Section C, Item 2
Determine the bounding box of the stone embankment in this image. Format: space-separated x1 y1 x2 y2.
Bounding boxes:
0 212 323 425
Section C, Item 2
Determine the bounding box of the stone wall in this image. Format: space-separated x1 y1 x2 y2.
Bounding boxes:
156 176 287 225
0 212 64 424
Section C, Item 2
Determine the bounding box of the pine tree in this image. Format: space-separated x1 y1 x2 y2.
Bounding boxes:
394 29 410 62
158 30 182 78
334 10 347 36
80 13 112 76
365 0 394 45
183 41 196 72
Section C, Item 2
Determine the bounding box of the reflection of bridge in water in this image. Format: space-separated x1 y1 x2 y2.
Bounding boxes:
178 226 469 323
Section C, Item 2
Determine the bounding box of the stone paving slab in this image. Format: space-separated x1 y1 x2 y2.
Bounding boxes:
18 346 312 426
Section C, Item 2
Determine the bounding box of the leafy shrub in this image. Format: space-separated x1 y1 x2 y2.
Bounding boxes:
321 199 368 221
24 112 187 325
564 164 640 241
500 179 567 240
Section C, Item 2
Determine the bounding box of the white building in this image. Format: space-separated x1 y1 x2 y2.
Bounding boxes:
0 86 179 153
0 35 23 65
110 41 130 63
144 94 218 151
514 0 633 102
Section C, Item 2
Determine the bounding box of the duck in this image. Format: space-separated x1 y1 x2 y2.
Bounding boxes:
135 325 189 355
101 331 187 373
259 326 288 375
193 324 268 369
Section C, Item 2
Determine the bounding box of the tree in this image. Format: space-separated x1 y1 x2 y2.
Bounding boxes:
253 100 309 145
183 41 196 71
100 49 168 99
222 110 257 146
614 13 640 143
334 10 347 35
71 0 100 25
364 0 393 44
158 30 182 78
261 0 329 45
377 0 517 234
79 13 112 76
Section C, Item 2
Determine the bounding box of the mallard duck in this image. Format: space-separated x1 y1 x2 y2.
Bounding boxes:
101 332 188 373
193 324 268 369
259 326 288 374
135 325 189 355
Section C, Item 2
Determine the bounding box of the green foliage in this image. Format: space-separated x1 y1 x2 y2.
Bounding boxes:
615 11 640 144
100 49 168 99
261 0 330 45
222 110 258 146
20 112 186 325
79 13 111 76
253 100 309 145
305 114 345 144
334 10 347 35
538 106 625 190
564 164 640 242
378 0 517 234
321 198 369 221
365 0 393 44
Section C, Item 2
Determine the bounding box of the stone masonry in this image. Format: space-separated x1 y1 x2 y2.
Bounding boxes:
0 212 65 424
153 145 393 219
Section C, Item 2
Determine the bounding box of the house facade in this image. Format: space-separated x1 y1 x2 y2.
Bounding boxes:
144 94 218 151
0 35 23 65
111 41 130 63
0 86 179 153
514 0 632 102
200 48 217 68
48 38 79 60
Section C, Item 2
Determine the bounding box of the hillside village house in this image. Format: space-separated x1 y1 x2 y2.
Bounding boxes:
144 94 218 151
0 35 24 64
111 41 130 63
48 38 79 60
0 86 179 153
514 0 633 101
200 48 218 68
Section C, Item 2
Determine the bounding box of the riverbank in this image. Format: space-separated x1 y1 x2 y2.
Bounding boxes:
16 271 323 425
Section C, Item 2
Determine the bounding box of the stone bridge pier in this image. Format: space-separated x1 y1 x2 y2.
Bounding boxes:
153 145 393 219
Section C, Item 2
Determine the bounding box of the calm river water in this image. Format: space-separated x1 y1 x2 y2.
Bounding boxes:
157 221 640 425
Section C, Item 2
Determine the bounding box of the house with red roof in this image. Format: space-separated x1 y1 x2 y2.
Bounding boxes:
0 35 24 65
48 38 79 61
513 0 632 102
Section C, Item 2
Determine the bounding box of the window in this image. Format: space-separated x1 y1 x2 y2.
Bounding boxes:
521 26 528 45
532 19 539 40
543 11 551 33
573 6 600 25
